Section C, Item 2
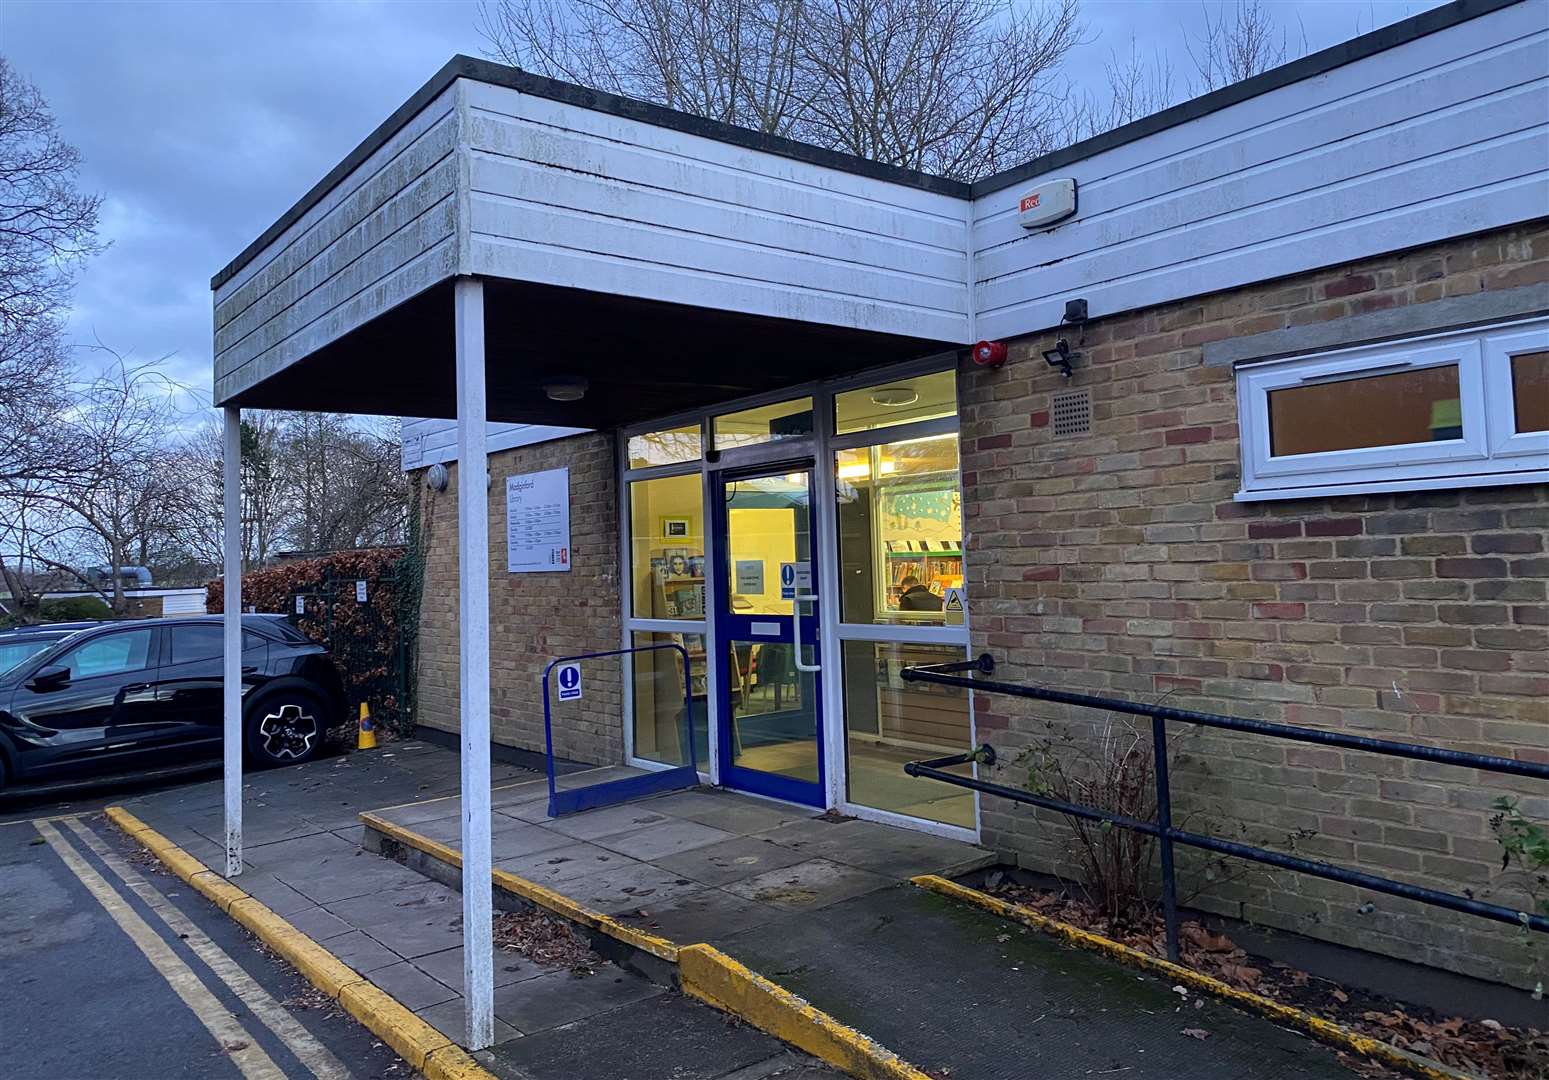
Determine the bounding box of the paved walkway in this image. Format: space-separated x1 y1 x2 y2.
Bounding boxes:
116 745 839 1080
119 744 1362 1079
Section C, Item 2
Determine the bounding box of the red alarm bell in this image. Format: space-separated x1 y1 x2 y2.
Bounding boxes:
972 340 1008 368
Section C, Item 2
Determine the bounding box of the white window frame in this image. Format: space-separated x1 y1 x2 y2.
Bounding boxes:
1236 318 1549 502
1483 325 1549 460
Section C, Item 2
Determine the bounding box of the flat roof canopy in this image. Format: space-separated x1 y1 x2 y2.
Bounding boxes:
225 277 954 427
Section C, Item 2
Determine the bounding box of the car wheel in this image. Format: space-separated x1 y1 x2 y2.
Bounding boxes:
245 689 327 767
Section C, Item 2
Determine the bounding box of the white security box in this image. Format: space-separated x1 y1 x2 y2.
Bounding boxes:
1018 179 1077 229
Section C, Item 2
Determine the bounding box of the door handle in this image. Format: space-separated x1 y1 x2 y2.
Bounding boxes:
242 666 258 675
124 683 151 694
793 592 820 673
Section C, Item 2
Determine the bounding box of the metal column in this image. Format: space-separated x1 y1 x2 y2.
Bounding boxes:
221 406 243 878
454 277 495 1050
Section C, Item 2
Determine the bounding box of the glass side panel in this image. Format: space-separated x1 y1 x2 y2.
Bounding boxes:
627 425 701 468
834 370 958 435
1511 351 1549 433
713 398 814 451
629 473 705 620
1268 364 1462 456
842 640 973 827
835 433 962 626
630 630 708 768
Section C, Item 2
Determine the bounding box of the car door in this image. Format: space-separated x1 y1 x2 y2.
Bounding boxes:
152 623 268 749
7 626 160 777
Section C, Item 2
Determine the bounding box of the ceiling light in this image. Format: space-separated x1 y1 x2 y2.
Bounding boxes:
870 386 920 407
543 376 588 402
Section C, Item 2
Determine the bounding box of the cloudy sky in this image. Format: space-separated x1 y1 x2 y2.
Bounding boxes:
5 0 1444 406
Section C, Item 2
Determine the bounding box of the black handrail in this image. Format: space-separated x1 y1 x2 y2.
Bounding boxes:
901 655 1549 963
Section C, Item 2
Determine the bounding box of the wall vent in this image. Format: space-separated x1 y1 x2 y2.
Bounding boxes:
1051 389 1092 437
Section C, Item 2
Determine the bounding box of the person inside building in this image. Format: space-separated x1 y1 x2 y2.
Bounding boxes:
897 575 943 612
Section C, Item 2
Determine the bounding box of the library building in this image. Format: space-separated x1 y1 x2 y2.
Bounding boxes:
220 0 1546 989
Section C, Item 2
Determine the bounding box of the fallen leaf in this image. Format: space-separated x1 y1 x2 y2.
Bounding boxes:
1181 1028 1211 1040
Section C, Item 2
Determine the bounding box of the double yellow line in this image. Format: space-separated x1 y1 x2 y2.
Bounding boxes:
35 815 352 1080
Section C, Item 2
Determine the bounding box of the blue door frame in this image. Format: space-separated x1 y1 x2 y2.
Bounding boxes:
711 461 826 808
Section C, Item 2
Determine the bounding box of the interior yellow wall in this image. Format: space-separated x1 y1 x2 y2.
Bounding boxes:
727 507 797 615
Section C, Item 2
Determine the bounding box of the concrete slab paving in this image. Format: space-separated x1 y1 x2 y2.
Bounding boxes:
721 858 895 912
417 998 522 1044
328 880 466 959
593 817 736 861
494 840 641 887
560 860 709 915
651 834 811 887
414 944 549 989
542 802 675 841
491 967 665 1034
284 904 355 941
322 928 403 973
368 960 461 1011
617 886 788 944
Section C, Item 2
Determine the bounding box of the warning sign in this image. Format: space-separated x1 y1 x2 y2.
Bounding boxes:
943 587 966 626
556 661 583 701
779 561 812 599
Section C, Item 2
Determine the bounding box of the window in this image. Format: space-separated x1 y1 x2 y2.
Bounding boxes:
628 424 701 468
629 473 705 620
834 370 957 435
0 639 57 676
835 434 962 626
57 630 154 680
712 398 814 450
629 631 707 767
168 624 264 664
841 641 974 828
1236 320 1549 501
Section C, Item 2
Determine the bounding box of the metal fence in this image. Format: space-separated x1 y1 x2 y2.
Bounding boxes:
901 654 1549 963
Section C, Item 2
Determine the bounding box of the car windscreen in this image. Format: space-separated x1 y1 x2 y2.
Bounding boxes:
0 638 61 676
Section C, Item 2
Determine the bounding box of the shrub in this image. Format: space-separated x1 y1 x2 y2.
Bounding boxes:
207 547 415 734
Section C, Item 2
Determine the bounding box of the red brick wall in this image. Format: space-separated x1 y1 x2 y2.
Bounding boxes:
959 221 1549 988
415 432 623 765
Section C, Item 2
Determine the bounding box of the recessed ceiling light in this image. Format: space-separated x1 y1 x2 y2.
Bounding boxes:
870 386 919 407
543 377 588 402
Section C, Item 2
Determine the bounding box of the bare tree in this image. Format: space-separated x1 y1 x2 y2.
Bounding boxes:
1089 34 1177 133
480 0 810 136
40 350 186 613
479 0 1084 181
1186 0 1299 93
277 413 407 553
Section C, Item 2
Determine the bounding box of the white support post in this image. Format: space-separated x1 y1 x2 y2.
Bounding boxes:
454 277 495 1051
222 406 243 878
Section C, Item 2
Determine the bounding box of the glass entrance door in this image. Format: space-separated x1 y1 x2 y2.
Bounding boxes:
713 464 824 806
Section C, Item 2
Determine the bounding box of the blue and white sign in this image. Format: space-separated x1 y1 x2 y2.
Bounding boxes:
556 661 583 702
779 561 811 600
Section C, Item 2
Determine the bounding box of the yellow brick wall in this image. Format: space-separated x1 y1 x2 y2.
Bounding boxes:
960 220 1549 989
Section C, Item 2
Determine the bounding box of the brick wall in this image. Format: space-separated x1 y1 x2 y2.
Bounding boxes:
959 220 1549 989
415 431 623 765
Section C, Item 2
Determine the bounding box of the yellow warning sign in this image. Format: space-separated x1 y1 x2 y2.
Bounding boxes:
943 587 965 626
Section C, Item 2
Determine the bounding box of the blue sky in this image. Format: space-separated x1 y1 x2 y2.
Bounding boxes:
3 0 1444 403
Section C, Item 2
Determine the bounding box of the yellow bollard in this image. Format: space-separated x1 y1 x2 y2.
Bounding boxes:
357 702 378 750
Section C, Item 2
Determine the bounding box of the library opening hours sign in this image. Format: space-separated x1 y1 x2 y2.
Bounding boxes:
506 467 571 573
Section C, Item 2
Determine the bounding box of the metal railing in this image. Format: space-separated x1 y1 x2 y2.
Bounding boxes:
901 654 1549 963
542 643 700 816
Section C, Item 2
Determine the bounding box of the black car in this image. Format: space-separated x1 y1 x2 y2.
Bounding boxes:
0 615 345 792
